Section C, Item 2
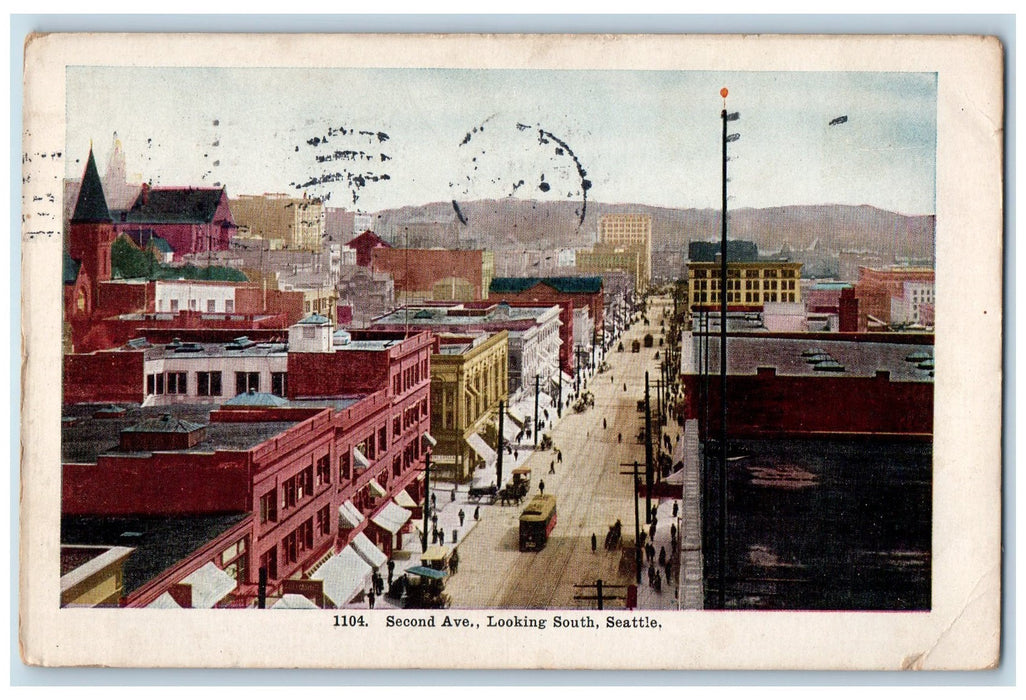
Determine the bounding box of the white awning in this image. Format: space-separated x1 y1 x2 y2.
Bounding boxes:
272 593 319 609
147 592 182 609
501 417 519 443
467 432 497 464
338 500 365 528
506 406 526 427
367 478 387 498
560 371 575 387
353 446 370 469
351 532 388 569
394 488 418 509
310 546 372 608
422 432 437 448
180 562 237 609
370 500 412 534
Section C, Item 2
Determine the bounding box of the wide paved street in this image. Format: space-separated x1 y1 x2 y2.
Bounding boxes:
446 297 672 609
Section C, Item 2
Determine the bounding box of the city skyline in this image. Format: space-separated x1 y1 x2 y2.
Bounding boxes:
67 67 936 217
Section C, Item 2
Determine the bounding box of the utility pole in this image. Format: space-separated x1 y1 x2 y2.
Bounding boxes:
533 376 540 448
644 371 653 523
619 461 644 584
573 580 627 610
496 400 505 489
718 87 739 609
557 367 562 418
422 448 431 553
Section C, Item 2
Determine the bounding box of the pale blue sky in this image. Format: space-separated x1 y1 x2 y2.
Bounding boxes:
67 67 936 215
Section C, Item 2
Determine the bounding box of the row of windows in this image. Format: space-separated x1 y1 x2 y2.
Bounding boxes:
146 371 288 398
259 454 331 526
159 299 235 313
392 358 430 396
692 268 798 279
693 292 797 303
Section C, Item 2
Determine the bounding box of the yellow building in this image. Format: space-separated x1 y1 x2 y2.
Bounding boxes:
61 545 134 607
429 331 510 482
575 244 643 293
598 213 652 290
687 260 803 310
230 193 325 252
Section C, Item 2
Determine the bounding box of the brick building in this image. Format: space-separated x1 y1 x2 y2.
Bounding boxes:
114 184 237 261
488 276 604 357
371 248 494 302
854 267 935 331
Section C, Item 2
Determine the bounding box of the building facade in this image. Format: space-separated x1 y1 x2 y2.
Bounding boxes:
687 261 804 313
598 213 652 290
230 193 326 252
371 248 494 302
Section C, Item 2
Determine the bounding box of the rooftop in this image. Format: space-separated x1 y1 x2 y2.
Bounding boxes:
61 513 250 598
62 404 302 463
490 276 603 295
685 334 934 382
117 187 227 225
372 304 558 329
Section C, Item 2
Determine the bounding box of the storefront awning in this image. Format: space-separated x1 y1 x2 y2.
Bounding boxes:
367 478 387 498
394 488 418 509
181 561 237 609
272 593 319 609
338 500 365 528
147 592 182 609
310 546 372 608
406 565 447 580
353 446 370 470
467 432 497 464
370 500 412 534
506 406 525 427
351 532 388 569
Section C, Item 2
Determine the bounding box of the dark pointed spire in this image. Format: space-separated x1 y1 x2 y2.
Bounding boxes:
71 147 111 223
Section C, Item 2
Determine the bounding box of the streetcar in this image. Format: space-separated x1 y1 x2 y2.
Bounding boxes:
519 494 558 551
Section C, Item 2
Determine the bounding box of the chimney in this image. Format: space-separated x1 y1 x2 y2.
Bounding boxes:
141 182 151 206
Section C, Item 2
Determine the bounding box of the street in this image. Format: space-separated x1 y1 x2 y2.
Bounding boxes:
445 297 673 609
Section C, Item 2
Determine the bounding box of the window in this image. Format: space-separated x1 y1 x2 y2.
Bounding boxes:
155 373 165 394
316 505 331 537
339 451 351 481
393 456 402 478
303 326 315 339
260 489 277 523
170 299 179 313
146 374 156 395
260 546 278 582
236 371 259 395
189 298 198 311
197 371 223 397
225 299 234 313
393 416 402 440
282 478 297 510
166 372 187 394
271 372 288 397
316 455 331 486
207 299 216 312
378 426 387 453
421 398 428 418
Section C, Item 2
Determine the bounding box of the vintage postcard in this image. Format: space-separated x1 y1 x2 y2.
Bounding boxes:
20 33 1002 669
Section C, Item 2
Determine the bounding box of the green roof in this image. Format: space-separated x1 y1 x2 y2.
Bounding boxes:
224 390 289 407
71 149 112 224
147 236 174 254
490 276 602 295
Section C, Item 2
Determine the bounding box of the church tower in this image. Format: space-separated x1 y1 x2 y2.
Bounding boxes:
68 147 116 315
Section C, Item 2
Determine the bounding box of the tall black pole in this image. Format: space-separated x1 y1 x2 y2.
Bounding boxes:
533 376 540 448
718 101 729 609
557 367 562 418
422 449 431 553
644 371 653 523
633 460 642 584
496 401 505 488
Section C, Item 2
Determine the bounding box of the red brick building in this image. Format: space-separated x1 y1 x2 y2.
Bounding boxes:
854 266 935 332
372 248 493 301
61 329 435 609
346 230 391 267
113 183 237 261
488 276 604 349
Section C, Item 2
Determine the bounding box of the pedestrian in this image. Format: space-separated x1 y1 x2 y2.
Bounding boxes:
439 529 445 545
659 546 666 567
549 461 555 474
672 501 679 518
387 559 395 584
431 493 437 508
368 589 376 608
432 514 438 529
538 479 545 495
514 449 519 461
557 450 562 463
648 563 656 585
649 521 657 541
452 528 458 544
665 559 673 583
653 570 662 592
591 533 597 552
458 508 465 527
432 528 438 544
451 488 456 502
618 433 622 443
603 418 607 430
474 505 480 521
670 523 677 542
623 383 627 391
450 549 460 574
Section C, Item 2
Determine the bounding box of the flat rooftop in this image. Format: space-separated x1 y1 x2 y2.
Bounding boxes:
62 404 302 463
61 513 250 598
683 334 933 382
133 340 289 360
373 304 557 328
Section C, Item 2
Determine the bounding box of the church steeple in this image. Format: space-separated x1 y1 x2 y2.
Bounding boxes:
71 147 112 224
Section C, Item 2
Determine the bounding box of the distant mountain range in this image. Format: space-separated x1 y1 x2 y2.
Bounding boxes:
369 199 935 263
